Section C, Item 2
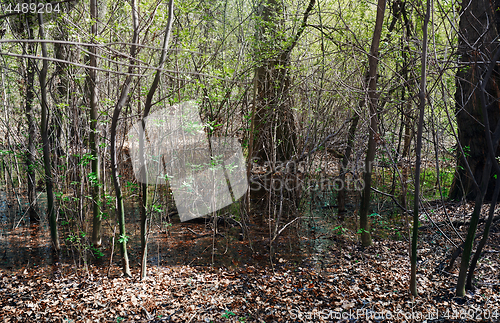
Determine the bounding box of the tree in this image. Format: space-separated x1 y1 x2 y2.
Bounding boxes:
89 0 102 247
449 0 500 201
457 30 500 296
249 0 315 218
337 113 359 220
138 0 174 280
410 0 430 297
455 154 491 296
39 11 60 251
358 0 386 247
466 106 500 290
20 14 38 223
109 0 142 278
444 0 500 297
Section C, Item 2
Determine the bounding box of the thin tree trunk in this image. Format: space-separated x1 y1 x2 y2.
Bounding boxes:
89 0 102 247
358 0 386 247
338 113 359 220
109 0 141 278
1 71 22 212
400 109 412 208
399 8 415 208
25 29 37 223
110 133 131 277
39 13 60 251
456 157 491 296
466 176 500 290
139 0 174 280
52 22 69 163
410 0 430 297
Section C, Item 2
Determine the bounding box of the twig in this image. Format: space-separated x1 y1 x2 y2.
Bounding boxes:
370 187 410 214
271 217 304 243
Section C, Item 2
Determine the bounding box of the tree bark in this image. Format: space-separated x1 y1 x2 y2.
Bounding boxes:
465 59 500 290
358 0 386 247
139 0 174 280
39 12 60 251
24 27 37 223
109 0 142 278
249 0 315 220
89 0 102 247
450 0 500 201
410 0 430 297
456 156 491 296
337 113 359 220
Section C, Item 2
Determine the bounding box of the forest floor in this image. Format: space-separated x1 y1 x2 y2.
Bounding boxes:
0 201 500 322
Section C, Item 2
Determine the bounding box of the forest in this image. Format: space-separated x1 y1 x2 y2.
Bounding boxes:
0 0 499 321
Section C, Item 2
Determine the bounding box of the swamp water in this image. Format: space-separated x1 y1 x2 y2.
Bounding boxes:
0 187 344 273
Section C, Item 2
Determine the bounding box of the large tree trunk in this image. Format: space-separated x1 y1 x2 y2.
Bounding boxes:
450 0 500 201
249 0 314 221
465 72 500 289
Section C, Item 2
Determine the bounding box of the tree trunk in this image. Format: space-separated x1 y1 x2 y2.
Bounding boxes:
465 55 500 290
456 157 491 296
25 28 37 223
450 0 500 201
89 0 102 247
466 176 500 290
108 0 142 278
138 0 174 280
249 0 315 221
52 23 70 162
110 124 131 277
358 0 386 247
337 113 359 220
452 0 500 294
398 6 415 208
410 0 430 297
39 13 60 251
399 108 413 207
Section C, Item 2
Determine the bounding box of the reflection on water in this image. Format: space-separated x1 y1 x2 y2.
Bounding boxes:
300 206 339 272
0 186 339 272
0 188 53 269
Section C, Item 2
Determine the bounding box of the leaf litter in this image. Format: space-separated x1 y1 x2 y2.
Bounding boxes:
0 201 500 322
